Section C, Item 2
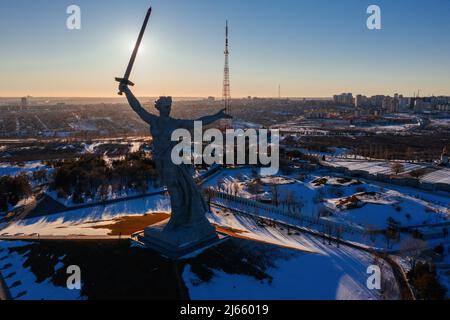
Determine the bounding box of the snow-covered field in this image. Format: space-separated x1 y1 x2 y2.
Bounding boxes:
0 241 81 300
1 209 400 300
184 210 400 300
0 161 48 177
430 118 450 127
325 159 426 176
325 189 449 229
0 195 170 237
3 167 448 240
365 123 419 133
81 139 146 155
46 184 165 208
203 168 450 230
421 169 450 185
1 166 448 300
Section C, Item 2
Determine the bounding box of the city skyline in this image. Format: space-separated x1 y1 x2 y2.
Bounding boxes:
1 0 450 98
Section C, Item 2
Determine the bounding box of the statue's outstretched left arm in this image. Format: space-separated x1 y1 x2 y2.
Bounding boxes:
176 109 232 129
196 109 232 126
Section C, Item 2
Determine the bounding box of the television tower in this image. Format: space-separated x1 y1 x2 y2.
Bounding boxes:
222 20 232 128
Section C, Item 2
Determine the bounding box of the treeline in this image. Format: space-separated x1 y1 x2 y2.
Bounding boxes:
0 174 32 212
282 149 321 165
300 134 448 162
407 262 447 300
51 153 160 204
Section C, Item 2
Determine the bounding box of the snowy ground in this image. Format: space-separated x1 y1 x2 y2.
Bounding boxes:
46 184 165 208
324 159 427 176
0 241 81 300
0 166 447 299
184 209 400 300
430 118 450 128
203 168 450 230
3 167 448 243
0 195 170 237
81 139 146 155
364 123 420 133
421 169 450 185
325 188 449 229
1 196 35 217
0 161 48 177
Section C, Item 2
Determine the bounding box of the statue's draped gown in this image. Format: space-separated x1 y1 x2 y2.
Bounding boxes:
150 117 209 231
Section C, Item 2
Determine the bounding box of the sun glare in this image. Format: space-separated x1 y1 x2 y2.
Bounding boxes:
129 41 145 55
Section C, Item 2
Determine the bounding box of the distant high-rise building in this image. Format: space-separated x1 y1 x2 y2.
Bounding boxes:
20 97 28 108
355 95 368 108
398 96 410 112
333 93 354 106
368 95 385 108
414 99 432 113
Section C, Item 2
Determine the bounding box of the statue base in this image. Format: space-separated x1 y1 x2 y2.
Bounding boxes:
134 218 224 259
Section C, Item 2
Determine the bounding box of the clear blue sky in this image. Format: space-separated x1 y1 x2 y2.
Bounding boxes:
1 0 449 97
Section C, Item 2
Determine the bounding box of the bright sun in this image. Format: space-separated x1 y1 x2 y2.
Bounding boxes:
129 41 145 55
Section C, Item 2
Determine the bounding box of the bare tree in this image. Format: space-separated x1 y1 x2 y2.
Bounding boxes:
98 184 109 203
203 187 216 211
399 237 428 269
380 270 400 300
248 179 262 195
285 191 295 212
391 162 405 175
234 182 238 196
271 185 280 207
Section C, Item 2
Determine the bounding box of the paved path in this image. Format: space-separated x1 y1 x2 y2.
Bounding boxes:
377 253 416 300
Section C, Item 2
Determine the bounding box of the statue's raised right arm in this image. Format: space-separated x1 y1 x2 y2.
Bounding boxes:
119 84 156 125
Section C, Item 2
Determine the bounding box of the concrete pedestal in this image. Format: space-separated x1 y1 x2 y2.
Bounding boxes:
137 218 222 259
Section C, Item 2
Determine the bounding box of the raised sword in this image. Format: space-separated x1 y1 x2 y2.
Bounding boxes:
115 6 152 95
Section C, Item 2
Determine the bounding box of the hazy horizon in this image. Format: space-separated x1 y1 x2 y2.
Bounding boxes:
0 95 335 101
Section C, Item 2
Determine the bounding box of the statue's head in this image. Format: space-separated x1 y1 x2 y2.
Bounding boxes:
155 96 172 117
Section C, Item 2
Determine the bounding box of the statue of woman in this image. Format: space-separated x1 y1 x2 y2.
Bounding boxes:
119 83 231 234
